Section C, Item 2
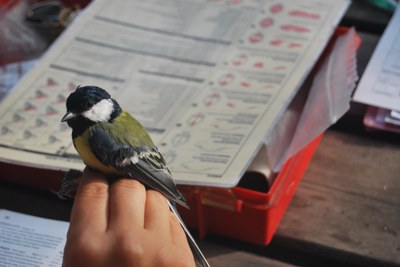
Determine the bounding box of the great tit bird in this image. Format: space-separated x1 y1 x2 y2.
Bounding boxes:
62 85 209 267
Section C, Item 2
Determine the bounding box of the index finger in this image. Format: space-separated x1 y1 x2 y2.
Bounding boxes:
69 168 109 234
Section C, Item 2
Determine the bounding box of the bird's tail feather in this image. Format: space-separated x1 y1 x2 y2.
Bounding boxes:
168 201 210 267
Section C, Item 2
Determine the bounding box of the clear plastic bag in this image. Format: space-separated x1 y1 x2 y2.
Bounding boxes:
266 28 360 172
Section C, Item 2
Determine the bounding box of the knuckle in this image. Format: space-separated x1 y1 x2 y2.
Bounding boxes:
120 236 144 255
114 234 145 264
64 231 102 265
77 181 108 199
112 178 146 192
66 230 98 252
147 190 167 203
156 246 174 265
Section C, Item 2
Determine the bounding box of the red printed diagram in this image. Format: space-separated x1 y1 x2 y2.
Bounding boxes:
0 75 83 150
212 69 283 92
288 10 320 19
224 49 291 78
241 1 323 49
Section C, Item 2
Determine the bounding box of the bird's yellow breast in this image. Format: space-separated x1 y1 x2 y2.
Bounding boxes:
74 133 119 176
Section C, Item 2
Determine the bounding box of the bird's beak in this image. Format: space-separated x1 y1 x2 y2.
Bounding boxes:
61 112 76 122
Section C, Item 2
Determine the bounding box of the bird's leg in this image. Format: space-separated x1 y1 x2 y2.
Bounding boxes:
53 169 82 199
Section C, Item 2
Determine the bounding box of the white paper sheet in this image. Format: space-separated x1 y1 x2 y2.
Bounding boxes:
0 209 68 267
353 4 400 111
0 0 349 187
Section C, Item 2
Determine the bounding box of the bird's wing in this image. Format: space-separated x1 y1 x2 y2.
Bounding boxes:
88 125 188 208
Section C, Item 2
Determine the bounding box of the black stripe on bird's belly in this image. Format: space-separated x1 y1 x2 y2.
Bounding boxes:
69 117 95 139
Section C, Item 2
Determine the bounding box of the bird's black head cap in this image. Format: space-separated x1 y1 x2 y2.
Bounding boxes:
66 85 111 114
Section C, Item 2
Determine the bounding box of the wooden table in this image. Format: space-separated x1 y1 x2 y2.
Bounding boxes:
1 1 399 266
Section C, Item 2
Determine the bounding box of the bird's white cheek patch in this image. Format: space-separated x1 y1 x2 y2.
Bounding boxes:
83 99 114 122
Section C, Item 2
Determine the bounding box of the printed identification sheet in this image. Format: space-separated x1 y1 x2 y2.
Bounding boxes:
0 210 68 267
0 0 349 187
353 4 400 111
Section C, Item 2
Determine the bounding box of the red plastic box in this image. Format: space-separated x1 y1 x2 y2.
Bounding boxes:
177 134 323 245
176 26 360 245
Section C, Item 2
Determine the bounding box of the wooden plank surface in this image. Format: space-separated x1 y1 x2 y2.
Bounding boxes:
275 130 400 266
200 240 296 267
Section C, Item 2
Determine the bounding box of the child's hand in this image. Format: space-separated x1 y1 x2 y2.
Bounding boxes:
63 168 195 267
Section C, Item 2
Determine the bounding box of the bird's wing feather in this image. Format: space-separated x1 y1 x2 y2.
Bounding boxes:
168 201 210 267
88 125 188 208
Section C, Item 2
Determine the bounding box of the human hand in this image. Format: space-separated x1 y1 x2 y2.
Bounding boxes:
63 168 195 267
